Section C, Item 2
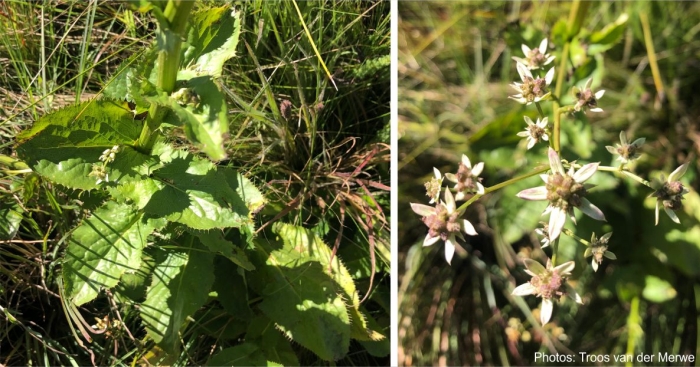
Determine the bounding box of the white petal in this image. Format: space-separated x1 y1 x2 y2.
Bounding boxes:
545 67 555 85
547 148 565 174
521 43 531 56
573 162 599 183
444 189 456 212
423 234 440 247
510 83 523 92
476 182 485 195
512 56 528 65
669 163 689 182
463 220 478 236
569 288 583 304
472 162 484 177
553 260 575 276
664 207 680 224
454 191 465 201
584 78 593 90
433 167 442 179
509 96 528 104
578 198 606 221
527 138 536 150
517 131 530 137
539 38 548 54
540 299 553 325
540 174 549 183
655 201 660 226
548 207 567 241
444 237 456 264
517 62 532 81
591 259 598 272
589 107 604 113
544 55 556 65
461 154 472 168
631 137 646 147
542 134 549 141
524 115 534 126
410 203 435 217
512 283 536 296
595 89 605 99
537 117 548 127
600 232 613 242
516 186 548 201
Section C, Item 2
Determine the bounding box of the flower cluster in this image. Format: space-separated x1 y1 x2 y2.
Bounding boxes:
606 131 645 164
444 154 485 201
89 145 120 184
584 232 616 272
572 78 605 113
512 39 555 70
517 116 549 150
509 62 555 105
651 163 690 225
411 189 477 264
512 258 582 325
516 148 605 242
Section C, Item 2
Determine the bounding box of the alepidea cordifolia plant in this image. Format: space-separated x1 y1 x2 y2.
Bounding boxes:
9 1 384 364
410 34 693 325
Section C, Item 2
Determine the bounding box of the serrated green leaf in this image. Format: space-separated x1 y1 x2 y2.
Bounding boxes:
15 100 143 190
260 327 300 366
250 223 352 361
140 236 215 354
180 6 241 79
112 145 257 230
272 223 385 343
62 201 166 306
114 251 156 303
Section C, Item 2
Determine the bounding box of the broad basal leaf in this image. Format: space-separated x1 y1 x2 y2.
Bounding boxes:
62 201 166 306
16 100 144 190
195 230 254 270
271 223 385 343
112 143 261 230
140 237 215 354
249 223 355 361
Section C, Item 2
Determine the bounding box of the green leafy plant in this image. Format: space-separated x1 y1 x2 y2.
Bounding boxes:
399 1 699 365
2 1 387 365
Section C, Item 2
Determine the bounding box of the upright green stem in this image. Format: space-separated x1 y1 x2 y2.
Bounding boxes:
136 0 195 151
457 165 550 213
552 0 589 153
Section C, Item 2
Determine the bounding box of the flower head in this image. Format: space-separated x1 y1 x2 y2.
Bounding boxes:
572 78 605 113
583 232 616 272
89 163 109 184
444 154 485 201
512 258 582 325
512 39 556 70
510 63 555 105
605 131 645 164
516 148 606 241
424 167 444 204
517 116 549 150
410 189 478 264
651 163 690 225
